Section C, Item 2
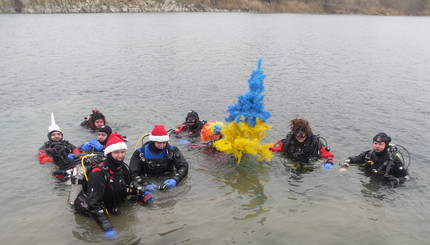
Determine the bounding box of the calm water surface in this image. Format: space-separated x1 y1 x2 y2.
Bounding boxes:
0 13 429 245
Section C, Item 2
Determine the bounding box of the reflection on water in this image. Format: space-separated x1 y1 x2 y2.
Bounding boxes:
72 215 101 242
281 159 319 175
222 160 271 221
192 147 272 222
71 192 145 243
359 172 398 204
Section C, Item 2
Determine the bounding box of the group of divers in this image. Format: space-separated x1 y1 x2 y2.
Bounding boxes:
38 109 411 240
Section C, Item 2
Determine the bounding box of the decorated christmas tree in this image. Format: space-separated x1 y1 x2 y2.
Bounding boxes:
213 58 273 163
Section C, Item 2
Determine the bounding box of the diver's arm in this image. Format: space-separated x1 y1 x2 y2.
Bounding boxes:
171 146 189 183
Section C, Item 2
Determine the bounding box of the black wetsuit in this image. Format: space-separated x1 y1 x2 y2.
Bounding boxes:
74 155 140 231
280 132 328 162
172 120 207 138
348 149 408 178
38 140 80 170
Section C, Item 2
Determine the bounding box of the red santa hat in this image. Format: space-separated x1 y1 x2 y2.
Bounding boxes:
104 133 127 156
149 125 170 142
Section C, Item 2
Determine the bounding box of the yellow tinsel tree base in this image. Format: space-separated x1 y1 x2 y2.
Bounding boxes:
213 118 273 163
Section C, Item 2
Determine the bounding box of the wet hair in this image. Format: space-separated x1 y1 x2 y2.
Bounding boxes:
90 109 105 122
88 109 106 129
289 118 313 137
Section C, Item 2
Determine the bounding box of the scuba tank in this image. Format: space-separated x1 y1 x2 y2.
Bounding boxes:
68 164 84 205
68 153 105 205
386 143 411 170
384 144 411 187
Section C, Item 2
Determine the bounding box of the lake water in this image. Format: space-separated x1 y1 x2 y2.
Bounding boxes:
0 13 429 245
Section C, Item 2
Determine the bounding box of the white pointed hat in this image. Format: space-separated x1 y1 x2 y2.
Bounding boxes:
48 112 62 133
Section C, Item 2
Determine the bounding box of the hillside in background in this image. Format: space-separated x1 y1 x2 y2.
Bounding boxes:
1 0 429 15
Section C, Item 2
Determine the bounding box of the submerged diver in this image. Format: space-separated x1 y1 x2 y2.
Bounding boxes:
172 110 207 138
270 118 334 169
74 133 153 240
80 125 112 153
38 113 81 179
80 109 106 131
130 125 189 192
340 132 409 188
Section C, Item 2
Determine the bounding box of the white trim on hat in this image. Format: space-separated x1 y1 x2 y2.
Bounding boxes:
104 142 127 156
149 134 170 142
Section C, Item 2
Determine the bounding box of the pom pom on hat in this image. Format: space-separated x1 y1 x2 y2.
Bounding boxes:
149 125 170 142
104 133 127 156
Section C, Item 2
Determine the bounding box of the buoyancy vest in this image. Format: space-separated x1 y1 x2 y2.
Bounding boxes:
44 140 75 158
69 154 108 205
138 144 175 176
362 150 394 175
283 133 322 160
69 153 132 203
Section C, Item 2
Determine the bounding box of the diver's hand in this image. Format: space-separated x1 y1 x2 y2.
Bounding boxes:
141 190 154 204
67 153 75 160
163 179 177 189
89 139 103 151
145 184 158 192
80 143 92 151
323 162 333 170
104 228 119 240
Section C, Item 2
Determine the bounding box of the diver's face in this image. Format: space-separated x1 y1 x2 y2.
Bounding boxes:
98 132 108 142
372 141 386 152
111 149 126 161
186 118 197 126
155 142 167 150
50 131 63 142
295 132 307 143
94 119 105 128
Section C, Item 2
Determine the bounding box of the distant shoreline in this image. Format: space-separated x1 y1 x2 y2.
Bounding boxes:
1 0 429 16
